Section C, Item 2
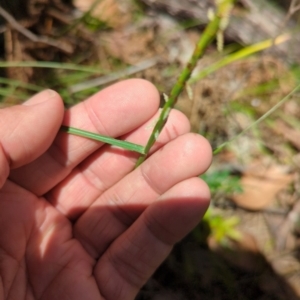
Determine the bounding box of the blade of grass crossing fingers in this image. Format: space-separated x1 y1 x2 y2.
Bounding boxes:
60 126 146 154
135 0 236 167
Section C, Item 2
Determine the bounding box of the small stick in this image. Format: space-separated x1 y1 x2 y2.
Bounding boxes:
0 6 73 53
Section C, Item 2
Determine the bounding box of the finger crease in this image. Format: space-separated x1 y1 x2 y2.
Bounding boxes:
143 213 177 247
84 101 111 137
140 167 163 196
106 246 147 290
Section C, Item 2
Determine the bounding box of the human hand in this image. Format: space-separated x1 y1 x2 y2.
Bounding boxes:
0 79 212 300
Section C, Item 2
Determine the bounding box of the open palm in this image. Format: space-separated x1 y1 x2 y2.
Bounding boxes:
0 79 212 300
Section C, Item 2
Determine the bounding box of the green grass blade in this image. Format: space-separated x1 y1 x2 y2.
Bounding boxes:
189 33 291 84
0 77 43 92
60 126 145 154
213 82 300 154
0 61 105 73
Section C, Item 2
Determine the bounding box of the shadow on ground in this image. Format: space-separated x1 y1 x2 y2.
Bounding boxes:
137 223 300 300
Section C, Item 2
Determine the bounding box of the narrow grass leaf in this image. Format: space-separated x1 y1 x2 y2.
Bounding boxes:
189 33 291 84
213 82 300 154
60 126 145 154
0 61 106 73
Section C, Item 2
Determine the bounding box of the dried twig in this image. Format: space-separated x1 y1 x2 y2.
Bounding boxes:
276 199 300 251
280 0 300 29
0 6 73 53
289 0 300 14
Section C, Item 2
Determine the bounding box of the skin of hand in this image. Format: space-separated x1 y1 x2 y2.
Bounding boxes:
0 79 212 300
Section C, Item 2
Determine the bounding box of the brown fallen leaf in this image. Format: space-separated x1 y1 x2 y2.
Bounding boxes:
232 163 294 210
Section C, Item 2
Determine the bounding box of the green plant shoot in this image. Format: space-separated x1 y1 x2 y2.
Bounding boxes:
135 0 236 167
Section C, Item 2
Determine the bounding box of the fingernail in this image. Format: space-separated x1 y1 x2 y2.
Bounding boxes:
23 89 58 106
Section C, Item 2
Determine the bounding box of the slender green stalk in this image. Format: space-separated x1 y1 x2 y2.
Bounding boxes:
135 0 236 167
0 61 105 73
213 82 300 154
60 126 145 154
0 77 43 92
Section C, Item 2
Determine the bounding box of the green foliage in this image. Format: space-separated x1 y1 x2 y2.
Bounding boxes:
82 14 110 31
290 63 300 83
203 209 242 244
198 170 243 244
201 169 242 195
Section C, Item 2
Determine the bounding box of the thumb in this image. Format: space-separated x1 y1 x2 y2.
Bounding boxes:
0 90 64 186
